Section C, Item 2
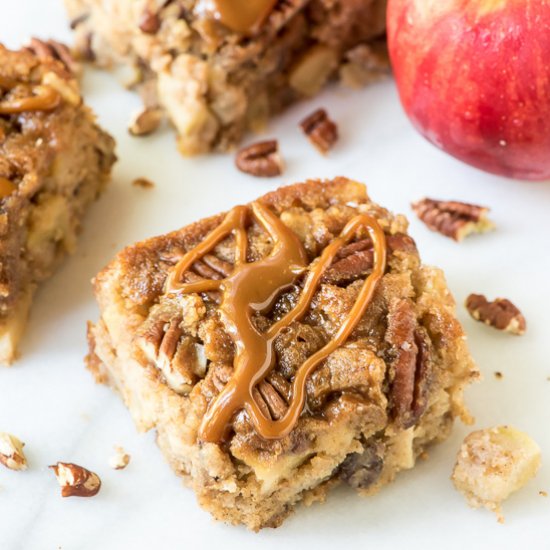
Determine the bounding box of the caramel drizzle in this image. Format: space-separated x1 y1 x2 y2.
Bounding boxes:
167 202 387 442
0 177 16 199
209 0 278 33
0 75 61 114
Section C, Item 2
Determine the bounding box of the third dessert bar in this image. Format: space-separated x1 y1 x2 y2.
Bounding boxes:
87 178 477 529
65 0 388 154
0 43 115 364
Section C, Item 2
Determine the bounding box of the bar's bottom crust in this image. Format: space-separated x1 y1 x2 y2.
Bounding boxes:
87 265 473 531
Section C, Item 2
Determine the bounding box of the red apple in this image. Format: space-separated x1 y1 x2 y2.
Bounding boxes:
387 0 550 180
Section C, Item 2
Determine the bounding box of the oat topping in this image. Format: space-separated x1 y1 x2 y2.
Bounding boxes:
50 462 102 497
466 294 526 335
299 108 339 154
235 140 283 177
0 433 28 471
411 198 494 241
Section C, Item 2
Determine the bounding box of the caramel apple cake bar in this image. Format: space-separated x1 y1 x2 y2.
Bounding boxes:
65 0 388 154
87 178 477 530
0 43 115 364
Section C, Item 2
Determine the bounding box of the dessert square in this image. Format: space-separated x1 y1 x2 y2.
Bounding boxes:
87 178 477 530
0 43 116 364
65 0 388 154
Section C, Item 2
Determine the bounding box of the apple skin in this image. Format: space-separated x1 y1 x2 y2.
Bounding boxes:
387 0 550 180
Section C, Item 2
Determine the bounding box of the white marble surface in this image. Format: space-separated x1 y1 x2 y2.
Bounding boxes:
1 3 549 549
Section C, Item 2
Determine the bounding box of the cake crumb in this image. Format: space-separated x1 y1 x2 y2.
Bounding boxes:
132 177 155 189
494 371 503 380
540 490 548 497
109 446 130 470
452 426 541 521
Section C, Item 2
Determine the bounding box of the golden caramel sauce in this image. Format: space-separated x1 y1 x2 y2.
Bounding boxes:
0 75 61 114
167 202 387 442
0 177 16 199
209 0 278 33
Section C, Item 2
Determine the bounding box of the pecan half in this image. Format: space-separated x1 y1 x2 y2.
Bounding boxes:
50 462 101 497
322 233 417 285
466 294 526 335
25 38 80 76
299 108 338 154
139 9 161 34
0 433 28 471
411 198 495 241
128 107 163 136
137 310 206 393
386 299 433 428
235 140 283 177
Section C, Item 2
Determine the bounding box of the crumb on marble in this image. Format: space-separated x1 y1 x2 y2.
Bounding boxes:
494 372 503 380
132 177 155 189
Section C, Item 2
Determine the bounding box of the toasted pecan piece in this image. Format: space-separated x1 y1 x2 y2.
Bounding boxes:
300 108 338 154
411 198 494 241
466 294 526 335
50 462 101 497
0 432 28 471
235 140 283 177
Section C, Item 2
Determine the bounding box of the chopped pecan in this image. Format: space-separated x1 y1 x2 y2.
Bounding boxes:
25 38 80 76
50 462 101 497
322 233 417 285
411 198 495 241
109 446 130 470
202 254 233 278
257 379 289 420
299 108 338 154
386 299 433 428
139 9 161 34
411 328 433 421
339 441 385 490
235 140 283 178
466 294 526 335
137 310 206 393
128 107 163 136
0 432 28 471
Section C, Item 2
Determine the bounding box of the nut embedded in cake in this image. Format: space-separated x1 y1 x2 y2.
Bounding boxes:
87 178 477 530
0 43 116 365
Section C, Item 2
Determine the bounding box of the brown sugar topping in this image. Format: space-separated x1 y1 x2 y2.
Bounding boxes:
209 0 278 33
0 75 61 114
166 202 387 442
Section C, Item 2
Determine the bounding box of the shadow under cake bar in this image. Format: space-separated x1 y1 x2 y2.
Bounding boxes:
64 0 388 154
87 178 477 529
0 43 116 365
